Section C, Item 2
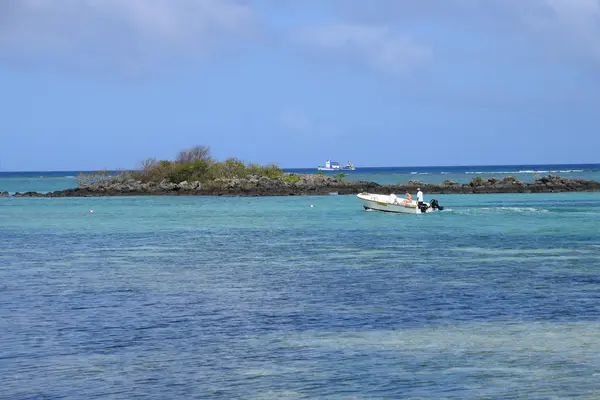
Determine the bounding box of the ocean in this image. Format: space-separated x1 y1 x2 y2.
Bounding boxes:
2 165 600 398
1 163 600 194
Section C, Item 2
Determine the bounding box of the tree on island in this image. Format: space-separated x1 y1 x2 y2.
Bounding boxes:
76 145 283 187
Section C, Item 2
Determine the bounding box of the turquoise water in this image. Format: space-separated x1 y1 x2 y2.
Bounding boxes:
2 191 600 398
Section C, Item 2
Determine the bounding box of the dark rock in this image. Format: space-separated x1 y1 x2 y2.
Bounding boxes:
3 174 600 198
503 176 520 184
0 191 9 197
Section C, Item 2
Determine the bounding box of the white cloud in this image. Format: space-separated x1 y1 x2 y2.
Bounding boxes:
0 0 258 73
2 0 597 77
293 23 431 75
332 0 600 66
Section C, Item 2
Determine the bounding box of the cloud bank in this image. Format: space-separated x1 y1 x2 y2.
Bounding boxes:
0 0 258 73
337 0 600 66
0 0 598 75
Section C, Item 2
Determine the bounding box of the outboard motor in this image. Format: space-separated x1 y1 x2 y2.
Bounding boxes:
419 203 429 213
430 199 444 211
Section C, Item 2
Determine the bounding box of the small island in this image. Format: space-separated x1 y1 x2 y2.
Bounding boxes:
2 146 600 197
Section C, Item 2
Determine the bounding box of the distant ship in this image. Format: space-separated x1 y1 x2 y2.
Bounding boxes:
317 160 356 171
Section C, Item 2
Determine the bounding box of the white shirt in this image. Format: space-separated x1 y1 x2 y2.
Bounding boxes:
417 190 423 202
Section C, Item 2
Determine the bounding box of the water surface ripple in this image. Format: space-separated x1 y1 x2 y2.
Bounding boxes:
2 193 600 399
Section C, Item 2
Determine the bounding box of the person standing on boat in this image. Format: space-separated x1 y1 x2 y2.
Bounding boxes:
416 187 424 207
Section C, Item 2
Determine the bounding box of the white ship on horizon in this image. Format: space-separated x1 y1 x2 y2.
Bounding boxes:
317 160 356 171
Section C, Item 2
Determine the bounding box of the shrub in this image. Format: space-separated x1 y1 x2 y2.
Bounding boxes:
76 170 111 186
207 158 248 180
167 159 212 183
79 145 285 186
334 172 346 180
143 160 176 182
247 163 284 179
224 158 249 178
175 145 212 164
470 176 485 185
245 163 262 176
284 174 300 184
141 157 159 171
112 170 137 183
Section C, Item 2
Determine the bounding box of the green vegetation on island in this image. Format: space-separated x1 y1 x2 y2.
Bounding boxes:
76 145 283 187
5 147 589 198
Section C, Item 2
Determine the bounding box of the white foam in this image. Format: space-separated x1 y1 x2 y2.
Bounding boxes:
447 247 590 255
464 169 587 175
476 207 550 213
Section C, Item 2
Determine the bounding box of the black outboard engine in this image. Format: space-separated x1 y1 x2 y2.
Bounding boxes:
430 199 444 211
419 203 429 213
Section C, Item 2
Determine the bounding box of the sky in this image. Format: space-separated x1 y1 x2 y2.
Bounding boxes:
0 0 599 171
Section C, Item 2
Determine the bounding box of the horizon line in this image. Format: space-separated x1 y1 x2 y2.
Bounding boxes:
1 162 599 173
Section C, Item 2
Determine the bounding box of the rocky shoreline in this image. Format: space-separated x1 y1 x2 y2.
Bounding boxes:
2 174 600 198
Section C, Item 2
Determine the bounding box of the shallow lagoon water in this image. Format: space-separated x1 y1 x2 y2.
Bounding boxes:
2 192 600 398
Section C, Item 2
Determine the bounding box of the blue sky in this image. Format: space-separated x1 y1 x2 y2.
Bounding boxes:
1 0 599 171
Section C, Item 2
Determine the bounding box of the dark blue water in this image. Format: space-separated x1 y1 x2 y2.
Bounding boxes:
288 163 600 174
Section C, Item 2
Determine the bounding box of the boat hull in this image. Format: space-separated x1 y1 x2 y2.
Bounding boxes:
357 192 438 214
317 160 355 171
317 166 355 171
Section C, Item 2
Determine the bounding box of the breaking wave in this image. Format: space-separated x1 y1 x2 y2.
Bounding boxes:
465 170 585 174
486 207 550 213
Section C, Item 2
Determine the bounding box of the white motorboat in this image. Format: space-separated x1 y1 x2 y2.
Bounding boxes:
357 192 444 214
